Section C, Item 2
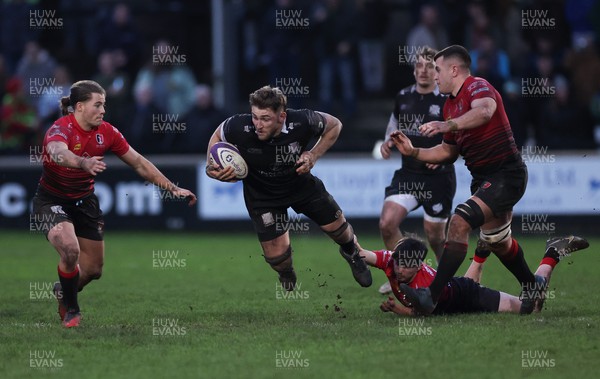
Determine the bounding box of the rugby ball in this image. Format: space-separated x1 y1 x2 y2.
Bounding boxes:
209 142 248 179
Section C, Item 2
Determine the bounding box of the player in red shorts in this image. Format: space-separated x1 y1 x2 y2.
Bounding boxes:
390 45 544 315
31 80 196 328
357 235 588 316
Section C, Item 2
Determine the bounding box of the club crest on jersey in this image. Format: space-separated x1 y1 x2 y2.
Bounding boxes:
244 125 252 133
455 101 464 115
73 143 81 151
428 104 441 117
96 134 104 145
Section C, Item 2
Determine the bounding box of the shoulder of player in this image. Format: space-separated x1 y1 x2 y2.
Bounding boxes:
396 84 416 98
465 76 494 95
221 113 254 142
46 115 73 139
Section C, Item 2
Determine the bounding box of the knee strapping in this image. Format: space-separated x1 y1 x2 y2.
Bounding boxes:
480 221 512 246
454 199 485 229
264 246 293 267
325 221 352 242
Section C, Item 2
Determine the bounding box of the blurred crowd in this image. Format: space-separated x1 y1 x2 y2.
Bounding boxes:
1 0 599 156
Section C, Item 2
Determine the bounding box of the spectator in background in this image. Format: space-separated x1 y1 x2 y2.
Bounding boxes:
356 0 388 95
133 39 197 120
260 0 306 102
0 77 38 154
313 0 358 117
59 0 102 56
470 34 510 91
539 75 596 150
129 84 165 154
564 44 600 110
96 2 140 78
179 85 227 154
502 79 528 149
463 1 500 51
565 0 596 51
93 51 132 129
0 1 39 72
15 41 58 109
37 65 72 129
0 54 10 103
406 3 448 51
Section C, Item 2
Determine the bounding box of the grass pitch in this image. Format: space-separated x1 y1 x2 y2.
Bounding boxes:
1 231 599 379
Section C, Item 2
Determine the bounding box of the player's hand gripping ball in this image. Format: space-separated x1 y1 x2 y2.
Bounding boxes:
209 142 248 179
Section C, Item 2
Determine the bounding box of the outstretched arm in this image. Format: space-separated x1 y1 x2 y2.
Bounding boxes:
119 147 197 206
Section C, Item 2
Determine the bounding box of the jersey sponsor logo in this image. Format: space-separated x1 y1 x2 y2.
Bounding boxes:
96 134 104 145
471 87 490 97
247 148 262 154
48 130 68 140
467 80 487 91
481 181 492 189
428 104 441 117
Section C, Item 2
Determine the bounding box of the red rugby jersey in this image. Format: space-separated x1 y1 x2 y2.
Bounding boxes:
39 114 130 199
373 250 450 308
442 76 519 174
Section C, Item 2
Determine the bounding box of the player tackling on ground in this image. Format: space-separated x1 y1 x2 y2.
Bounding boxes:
32 80 196 327
390 45 543 315
359 235 589 316
205 86 372 290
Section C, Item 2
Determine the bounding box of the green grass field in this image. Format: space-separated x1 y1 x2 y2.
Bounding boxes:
1 231 598 379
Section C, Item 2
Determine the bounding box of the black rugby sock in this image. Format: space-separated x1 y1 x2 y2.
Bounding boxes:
340 239 357 256
58 265 80 312
429 241 468 301
498 239 535 286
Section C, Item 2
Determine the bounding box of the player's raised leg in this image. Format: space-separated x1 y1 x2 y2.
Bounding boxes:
48 221 82 328
261 232 297 291
321 215 372 287
531 235 590 312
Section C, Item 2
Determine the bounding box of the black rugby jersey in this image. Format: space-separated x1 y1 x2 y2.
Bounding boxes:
221 109 326 203
384 84 452 174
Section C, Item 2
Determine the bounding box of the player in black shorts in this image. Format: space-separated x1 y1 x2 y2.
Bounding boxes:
205 86 372 290
391 45 540 315
31 80 196 328
356 235 589 316
378 47 457 294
